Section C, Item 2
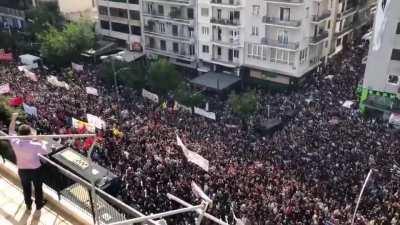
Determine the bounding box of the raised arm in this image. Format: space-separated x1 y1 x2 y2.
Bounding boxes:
8 112 18 135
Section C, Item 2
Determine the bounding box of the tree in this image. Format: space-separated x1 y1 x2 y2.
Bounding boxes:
38 20 95 67
174 84 205 107
25 2 64 39
99 60 147 90
147 58 182 96
228 90 258 126
0 32 14 51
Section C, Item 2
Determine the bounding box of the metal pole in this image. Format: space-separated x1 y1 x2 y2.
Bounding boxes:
350 169 373 225
0 133 96 140
196 202 209 225
167 194 230 225
111 57 119 100
87 138 99 225
107 205 203 225
267 105 270 119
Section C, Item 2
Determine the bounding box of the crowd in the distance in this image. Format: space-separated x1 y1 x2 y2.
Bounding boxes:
0 39 399 225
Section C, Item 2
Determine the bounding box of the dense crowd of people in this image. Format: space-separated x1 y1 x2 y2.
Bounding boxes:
0 40 399 225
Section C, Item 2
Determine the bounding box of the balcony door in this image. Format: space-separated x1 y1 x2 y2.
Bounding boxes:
228 49 233 61
277 30 288 44
280 8 290 21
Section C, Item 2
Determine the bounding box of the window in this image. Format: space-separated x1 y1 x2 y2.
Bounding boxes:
173 43 179 53
160 40 166 50
149 37 155 48
252 5 260 16
129 10 140 20
234 50 239 58
388 75 399 85
327 20 331 29
172 25 178 36
187 8 194 19
129 0 139 4
202 26 209 35
131 25 141 35
99 6 108 15
277 30 288 44
202 45 209 53
397 23 400 34
189 45 195 55
300 48 308 64
158 5 164 15
159 23 165 33
110 7 128 18
391 49 400 60
111 22 129 33
251 26 258 36
280 8 290 21
100 20 110 29
201 8 209 17
217 47 221 56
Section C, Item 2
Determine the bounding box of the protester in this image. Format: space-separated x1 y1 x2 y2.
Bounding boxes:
0 40 399 225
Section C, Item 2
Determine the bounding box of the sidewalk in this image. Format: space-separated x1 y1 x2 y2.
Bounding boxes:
0 174 83 225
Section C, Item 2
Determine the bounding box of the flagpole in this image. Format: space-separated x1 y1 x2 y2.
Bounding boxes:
0 134 96 140
350 169 373 225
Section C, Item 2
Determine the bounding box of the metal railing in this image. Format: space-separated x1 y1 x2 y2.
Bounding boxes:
265 0 304 4
210 0 242 6
261 38 299 50
0 6 25 18
311 11 331 22
310 31 329 44
210 18 240 26
262 16 301 27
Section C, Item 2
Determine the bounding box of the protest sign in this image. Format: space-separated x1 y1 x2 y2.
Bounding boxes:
0 83 10 95
86 87 98 96
194 107 216 120
23 103 38 117
87 114 106 129
142 89 159 103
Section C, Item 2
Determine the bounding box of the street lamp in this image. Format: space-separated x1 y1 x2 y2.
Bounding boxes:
100 52 129 100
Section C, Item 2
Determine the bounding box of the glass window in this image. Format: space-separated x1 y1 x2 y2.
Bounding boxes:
202 45 209 53
187 8 194 19
388 75 399 85
391 49 400 61
160 40 166 50
99 6 108 15
100 20 109 29
110 7 128 18
129 10 140 20
111 22 129 33
129 0 139 4
396 23 400 34
173 43 179 53
131 25 141 35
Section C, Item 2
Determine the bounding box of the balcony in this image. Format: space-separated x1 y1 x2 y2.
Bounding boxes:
0 6 25 18
262 16 301 28
335 22 354 36
309 31 329 44
146 45 196 61
210 18 241 26
265 0 304 5
143 0 191 5
311 10 331 23
143 10 192 24
211 57 241 67
210 0 242 7
212 37 241 47
261 38 299 50
144 26 194 43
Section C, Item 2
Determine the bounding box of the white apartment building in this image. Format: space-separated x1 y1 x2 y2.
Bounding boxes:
95 0 376 86
97 0 143 51
360 0 400 113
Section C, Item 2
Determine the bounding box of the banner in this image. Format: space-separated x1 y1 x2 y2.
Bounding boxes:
0 52 13 61
174 101 192 113
342 100 354 109
86 87 98 96
8 97 23 107
389 113 400 126
71 62 84 71
176 134 209 172
47 76 70 90
142 89 159 103
194 107 216 120
23 103 38 117
24 69 38 82
0 83 10 95
87 114 106 129
72 118 96 133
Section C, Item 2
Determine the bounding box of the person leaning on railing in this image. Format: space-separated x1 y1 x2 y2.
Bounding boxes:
8 112 48 211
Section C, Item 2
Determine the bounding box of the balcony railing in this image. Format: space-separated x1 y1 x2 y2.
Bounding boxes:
210 18 240 26
310 31 329 44
210 0 242 6
146 45 196 61
311 10 331 22
211 57 241 66
0 6 25 18
261 38 299 50
144 26 194 42
262 16 301 27
265 0 304 4
212 37 241 46
143 10 192 23
335 22 354 36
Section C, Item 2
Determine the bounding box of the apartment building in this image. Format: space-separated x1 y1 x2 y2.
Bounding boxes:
97 0 143 51
0 0 33 31
360 0 400 114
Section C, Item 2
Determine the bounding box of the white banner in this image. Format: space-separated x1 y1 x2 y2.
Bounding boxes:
342 100 354 109
71 62 84 71
72 118 96 133
142 89 159 103
86 87 98 96
23 103 38 117
0 83 10 95
176 135 209 172
191 182 211 202
87 114 106 129
24 70 38 82
174 101 192 113
47 76 70 90
194 107 216 120
389 113 400 126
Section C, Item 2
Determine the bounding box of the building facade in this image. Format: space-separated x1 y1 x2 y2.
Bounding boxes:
360 0 400 114
95 0 377 85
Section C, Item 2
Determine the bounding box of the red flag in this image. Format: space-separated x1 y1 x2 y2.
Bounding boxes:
8 97 23 107
83 137 95 151
0 52 13 61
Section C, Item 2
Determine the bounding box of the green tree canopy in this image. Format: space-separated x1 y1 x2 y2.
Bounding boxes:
38 20 95 67
174 84 205 107
147 58 182 96
100 60 147 90
26 2 64 39
228 90 258 124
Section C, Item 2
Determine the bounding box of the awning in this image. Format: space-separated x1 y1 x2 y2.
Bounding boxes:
190 72 240 91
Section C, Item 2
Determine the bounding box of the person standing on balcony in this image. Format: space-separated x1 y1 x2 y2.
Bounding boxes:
8 112 48 210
